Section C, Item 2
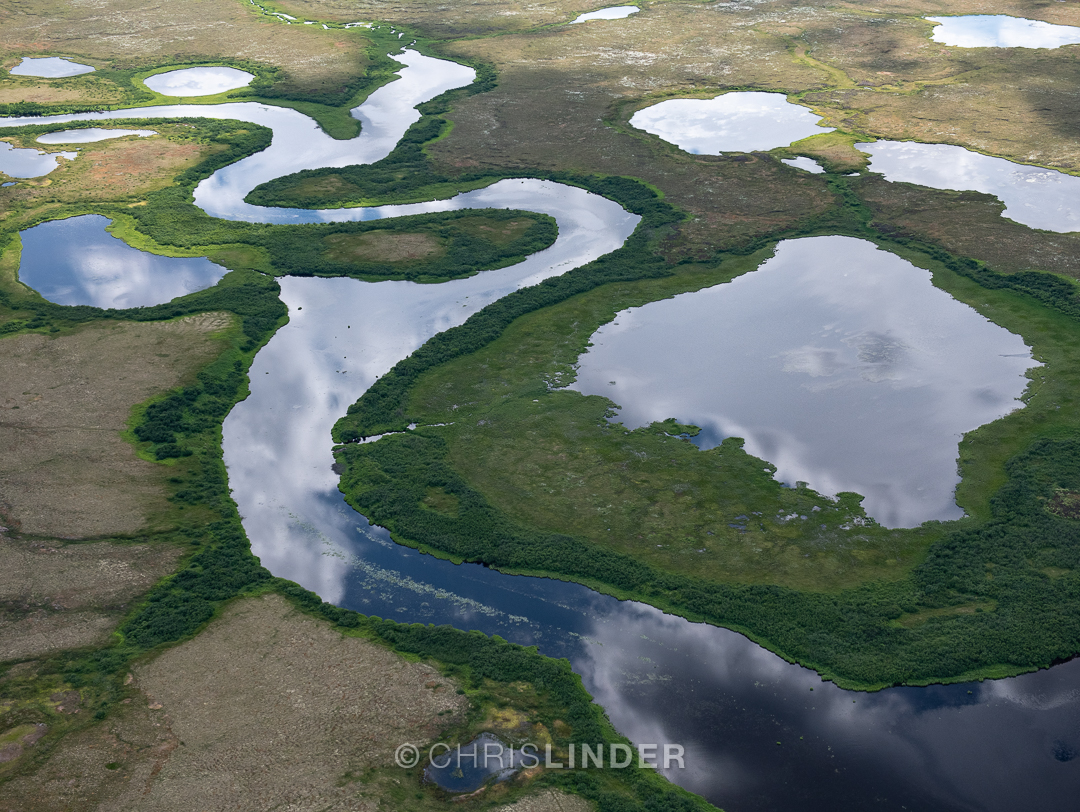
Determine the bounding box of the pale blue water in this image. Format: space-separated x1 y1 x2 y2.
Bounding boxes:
144 66 254 97
570 235 1037 528
0 141 75 178
9 56 94 77
630 91 833 154
3 48 1079 812
36 127 156 144
928 15 1080 49
19 215 227 308
858 140 1080 233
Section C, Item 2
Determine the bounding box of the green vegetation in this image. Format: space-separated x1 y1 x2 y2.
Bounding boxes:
278 583 719 812
332 233 1080 690
259 211 557 282
237 25 404 139
6 3 1080 800
320 105 1080 689
248 109 505 207
0 92 709 811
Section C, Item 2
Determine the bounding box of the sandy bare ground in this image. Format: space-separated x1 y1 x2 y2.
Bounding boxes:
0 594 589 811
0 536 182 662
0 595 592 810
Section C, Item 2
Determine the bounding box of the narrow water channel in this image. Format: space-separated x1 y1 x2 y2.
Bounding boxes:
4 50 1078 812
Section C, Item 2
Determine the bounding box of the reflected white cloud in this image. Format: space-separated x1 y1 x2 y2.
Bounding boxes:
928 15 1080 49
0 141 76 178
858 140 1080 233
4 46 1079 812
36 128 156 144
144 66 254 96
571 5 639 23
575 597 1080 810
782 156 825 174
630 91 833 154
570 236 1038 527
19 215 228 308
9 56 94 77
222 179 639 600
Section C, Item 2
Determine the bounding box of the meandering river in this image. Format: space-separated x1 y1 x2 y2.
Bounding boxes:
5 50 1079 811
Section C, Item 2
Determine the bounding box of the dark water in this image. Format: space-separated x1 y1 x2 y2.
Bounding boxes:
257 489 1080 811
423 733 525 792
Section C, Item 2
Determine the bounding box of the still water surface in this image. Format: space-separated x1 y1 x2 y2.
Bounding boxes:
629 91 832 154
36 127 156 144
144 66 255 97
423 733 523 791
9 56 95 77
18 215 228 308
858 140 1080 233
781 156 824 174
570 235 1038 528
571 6 640 23
0 141 75 178
3 49 1079 811
928 15 1080 49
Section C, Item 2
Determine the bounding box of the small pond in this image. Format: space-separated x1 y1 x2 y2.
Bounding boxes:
928 15 1080 49
9 56 95 77
423 733 523 792
571 6 640 23
569 235 1037 528
18 215 228 309
630 91 833 154
36 128 156 144
0 141 75 178
858 140 1080 233
782 156 824 174
144 66 254 97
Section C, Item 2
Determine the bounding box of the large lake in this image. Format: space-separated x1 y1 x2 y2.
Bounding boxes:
569 235 1038 528
4 49 1079 811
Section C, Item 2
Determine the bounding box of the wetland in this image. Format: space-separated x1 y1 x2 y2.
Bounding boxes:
4 2 1080 810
